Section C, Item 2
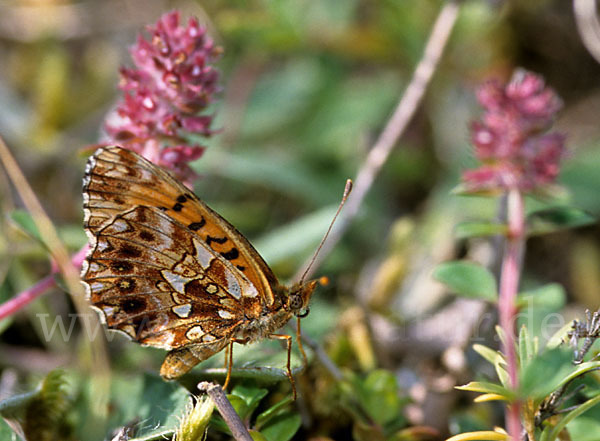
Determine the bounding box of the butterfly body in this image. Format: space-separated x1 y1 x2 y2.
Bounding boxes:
81 146 317 381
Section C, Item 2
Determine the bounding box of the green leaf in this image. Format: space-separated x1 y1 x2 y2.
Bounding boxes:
563 416 600 441
356 370 401 426
552 361 600 391
518 325 535 369
494 360 509 389
10 210 43 244
259 412 301 441
527 207 596 236
249 430 270 441
433 261 498 301
231 384 268 418
495 325 507 348
546 321 574 349
520 347 574 399
472 344 502 365
0 419 16 441
255 397 294 429
472 344 509 387
455 221 508 239
456 381 513 399
516 283 566 310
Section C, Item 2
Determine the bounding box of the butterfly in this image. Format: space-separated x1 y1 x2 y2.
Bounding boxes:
81 146 348 396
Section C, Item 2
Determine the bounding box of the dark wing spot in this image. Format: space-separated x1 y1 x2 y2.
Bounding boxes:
111 261 133 273
206 236 228 246
117 278 136 293
236 265 246 271
185 279 204 298
220 248 239 261
121 297 146 314
139 230 155 242
172 202 183 212
157 206 168 212
188 217 206 231
176 195 187 203
119 244 142 258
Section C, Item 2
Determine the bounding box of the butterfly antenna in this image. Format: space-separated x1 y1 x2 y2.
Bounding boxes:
299 179 353 284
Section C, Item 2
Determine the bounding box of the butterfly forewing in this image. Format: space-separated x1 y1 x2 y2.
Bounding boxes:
82 146 288 353
83 146 278 303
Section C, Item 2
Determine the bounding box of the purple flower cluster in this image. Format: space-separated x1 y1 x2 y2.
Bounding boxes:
106 11 220 186
463 70 565 193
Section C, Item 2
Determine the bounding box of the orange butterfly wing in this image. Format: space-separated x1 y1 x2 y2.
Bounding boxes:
81 147 288 360
82 146 319 385
83 146 279 303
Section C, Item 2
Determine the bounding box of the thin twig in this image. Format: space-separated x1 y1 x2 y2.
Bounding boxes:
573 0 600 63
296 0 462 281
0 135 111 423
287 0 461 406
198 382 253 441
0 137 91 323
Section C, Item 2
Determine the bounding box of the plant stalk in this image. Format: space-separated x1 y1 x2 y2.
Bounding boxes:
498 188 525 439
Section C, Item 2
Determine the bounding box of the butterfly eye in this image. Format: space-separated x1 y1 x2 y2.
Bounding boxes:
289 293 303 311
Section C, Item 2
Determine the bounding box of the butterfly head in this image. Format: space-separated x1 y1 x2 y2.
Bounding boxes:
286 277 328 318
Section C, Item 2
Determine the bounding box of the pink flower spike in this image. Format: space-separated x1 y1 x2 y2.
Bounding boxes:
105 10 221 184
462 69 565 194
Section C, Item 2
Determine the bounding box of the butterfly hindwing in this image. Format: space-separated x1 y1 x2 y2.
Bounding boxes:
83 204 258 350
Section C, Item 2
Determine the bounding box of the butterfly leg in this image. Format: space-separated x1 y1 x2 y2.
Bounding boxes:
223 338 249 391
223 342 230 369
223 340 234 390
269 334 296 400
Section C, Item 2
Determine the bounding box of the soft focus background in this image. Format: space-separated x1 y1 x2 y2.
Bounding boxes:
1 1 600 440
